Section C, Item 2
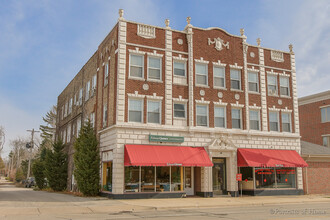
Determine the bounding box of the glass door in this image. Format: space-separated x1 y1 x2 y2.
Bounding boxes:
212 158 226 195
184 167 194 195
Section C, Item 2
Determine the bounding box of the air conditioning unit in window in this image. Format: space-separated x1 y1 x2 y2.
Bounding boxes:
269 90 276 96
91 88 96 97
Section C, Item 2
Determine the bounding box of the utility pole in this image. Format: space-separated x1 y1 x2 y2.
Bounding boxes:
26 129 40 178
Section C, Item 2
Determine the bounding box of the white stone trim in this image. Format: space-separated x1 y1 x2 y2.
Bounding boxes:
137 24 156 39
212 60 227 67
165 29 173 125
268 105 281 112
229 63 243 69
146 50 163 57
126 42 188 55
281 107 292 113
195 98 210 104
279 71 290 77
266 69 279 75
231 101 244 108
173 54 188 61
247 66 259 72
249 104 262 110
271 50 284 62
194 57 209 64
172 96 188 102
127 91 146 98
128 47 146 55
146 93 163 100
213 99 228 106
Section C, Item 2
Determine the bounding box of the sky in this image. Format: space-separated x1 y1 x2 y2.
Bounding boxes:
0 0 329 158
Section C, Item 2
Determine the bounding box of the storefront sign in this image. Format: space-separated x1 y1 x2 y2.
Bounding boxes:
236 173 242 181
166 163 182 166
149 135 184 143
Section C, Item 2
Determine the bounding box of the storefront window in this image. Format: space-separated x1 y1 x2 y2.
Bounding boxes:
240 167 253 182
141 166 155 192
156 167 170 192
106 162 112 192
171 166 182 191
255 168 276 189
124 166 140 192
276 168 296 188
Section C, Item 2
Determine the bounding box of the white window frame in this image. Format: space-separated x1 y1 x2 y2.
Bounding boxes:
249 110 260 130
281 112 292 133
147 56 162 81
214 106 226 128
267 74 278 96
320 106 330 123
173 102 187 119
269 111 279 132
103 104 108 128
67 123 71 143
279 76 290 97
85 81 90 101
129 54 144 79
104 62 109 86
173 61 186 77
128 98 144 123
195 63 208 86
90 112 95 128
322 135 330 147
78 88 83 105
68 98 73 114
196 104 209 127
248 71 259 93
147 100 161 124
230 69 242 91
231 108 242 129
61 106 64 120
213 66 226 89
64 102 68 118
76 118 81 138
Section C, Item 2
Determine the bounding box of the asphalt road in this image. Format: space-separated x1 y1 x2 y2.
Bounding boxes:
1 178 329 220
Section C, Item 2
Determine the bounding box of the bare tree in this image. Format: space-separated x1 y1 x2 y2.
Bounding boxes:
0 126 5 155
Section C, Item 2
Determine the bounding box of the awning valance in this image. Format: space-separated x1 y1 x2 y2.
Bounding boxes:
237 148 308 167
124 145 213 167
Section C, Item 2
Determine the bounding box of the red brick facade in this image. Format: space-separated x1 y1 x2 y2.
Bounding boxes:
303 161 330 194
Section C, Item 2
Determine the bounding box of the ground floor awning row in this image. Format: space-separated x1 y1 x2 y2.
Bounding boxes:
237 148 308 168
124 144 213 167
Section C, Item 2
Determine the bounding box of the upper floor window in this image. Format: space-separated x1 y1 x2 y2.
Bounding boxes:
148 57 161 80
76 117 81 137
68 98 73 114
195 64 208 86
173 61 186 77
78 88 83 105
214 106 226 128
67 124 71 143
104 62 109 86
128 99 143 123
64 102 68 118
230 69 241 90
147 100 161 124
231 108 242 129
323 136 329 147
281 112 291 132
269 111 279 131
61 106 64 120
103 104 108 127
268 75 277 95
280 77 290 96
174 103 186 118
213 66 225 88
249 110 260 130
90 112 95 128
321 106 330 123
196 105 208 126
130 54 144 78
85 81 90 101
248 72 259 92
92 74 97 90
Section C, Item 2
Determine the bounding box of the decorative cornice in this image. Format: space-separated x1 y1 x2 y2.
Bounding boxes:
173 96 188 102
268 105 281 112
229 63 243 69
266 69 279 75
271 50 284 62
231 101 244 108
281 107 292 113
279 71 290 77
212 60 227 67
249 104 262 110
194 57 209 64
146 93 163 100
247 66 259 73
137 24 156 39
128 47 146 55
173 54 188 61
213 99 228 106
146 50 163 57
195 98 210 104
127 91 145 98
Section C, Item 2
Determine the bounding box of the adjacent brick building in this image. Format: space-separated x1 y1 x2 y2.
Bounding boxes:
298 90 330 147
56 10 306 198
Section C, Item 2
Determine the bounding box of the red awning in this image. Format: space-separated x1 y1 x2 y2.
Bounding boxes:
237 148 308 167
124 145 213 167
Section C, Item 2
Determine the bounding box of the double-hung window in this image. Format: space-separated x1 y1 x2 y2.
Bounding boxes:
128 99 143 123
174 103 186 118
249 110 260 130
68 98 72 114
280 77 290 96
130 54 144 78
78 88 83 105
231 108 242 129
67 124 71 143
76 118 81 137
147 101 161 124
323 136 329 147
148 57 161 80
196 64 208 86
104 63 109 86
213 66 225 88
103 104 108 127
268 75 277 95
91 74 97 96
281 113 291 132
174 61 186 77
230 69 241 90
269 111 279 131
90 112 95 128
248 72 259 92
321 106 330 122
196 105 208 126
85 81 90 101
214 106 226 128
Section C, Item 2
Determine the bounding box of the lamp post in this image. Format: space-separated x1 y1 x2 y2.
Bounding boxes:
26 129 39 178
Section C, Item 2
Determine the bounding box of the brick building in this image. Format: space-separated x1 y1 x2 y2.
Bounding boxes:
56 10 307 198
298 90 330 147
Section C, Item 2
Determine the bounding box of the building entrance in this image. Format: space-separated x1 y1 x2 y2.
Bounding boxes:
212 158 226 195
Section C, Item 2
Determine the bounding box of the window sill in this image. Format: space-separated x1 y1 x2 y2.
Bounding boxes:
248 91 260 95
147 79 163 83
173 117 187 120
128 76 145 81
195 84 210 88
173 82 188 86
173 75 187 78
213 86 227 90
268 94 279 97
230 88 243 93
280 95 291 99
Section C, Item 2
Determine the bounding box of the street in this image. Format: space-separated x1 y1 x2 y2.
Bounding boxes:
1 178 330 220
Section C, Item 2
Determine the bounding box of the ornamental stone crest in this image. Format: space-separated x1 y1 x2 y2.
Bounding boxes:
208 37 229 51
